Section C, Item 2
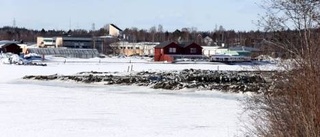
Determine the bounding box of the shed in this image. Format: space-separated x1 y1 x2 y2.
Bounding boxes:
0 43 22 55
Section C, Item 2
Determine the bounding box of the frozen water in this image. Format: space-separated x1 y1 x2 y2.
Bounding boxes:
0 57 270 137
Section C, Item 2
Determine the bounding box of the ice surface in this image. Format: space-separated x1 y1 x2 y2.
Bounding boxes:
0 57 270 137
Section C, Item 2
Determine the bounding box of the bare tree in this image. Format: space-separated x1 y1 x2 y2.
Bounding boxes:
149 26 156 42
191 27 198 42
244 0 320 136
157 24 164 42
181 28 190 42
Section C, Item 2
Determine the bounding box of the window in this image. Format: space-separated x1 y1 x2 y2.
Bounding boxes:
190 48 197 53
169 48 176 53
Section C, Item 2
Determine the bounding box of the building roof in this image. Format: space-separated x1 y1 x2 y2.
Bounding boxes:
178 42 197 48
61 37 93 41
0 40 19 45
155 41 202 49
110 24 122 31
0 43 19 48
229 46 260 52
201 46 225 49
155 41 176 48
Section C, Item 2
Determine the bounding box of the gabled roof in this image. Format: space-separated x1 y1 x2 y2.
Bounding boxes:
0 43 19 48
203 36 213 40
179 42 202 49
110 24 122 31
155 41 176 48
178 42 195 48
155 41 202 49
0 40 19 45
229 46 260 52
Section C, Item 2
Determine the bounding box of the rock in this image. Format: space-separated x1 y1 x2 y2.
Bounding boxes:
22 69 275 93
23 75 35 79
153 82 165 89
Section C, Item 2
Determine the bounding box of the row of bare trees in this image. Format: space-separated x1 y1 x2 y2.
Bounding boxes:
121 26 265 46
1 21 318 58
0 25 269 47
244 0 320 136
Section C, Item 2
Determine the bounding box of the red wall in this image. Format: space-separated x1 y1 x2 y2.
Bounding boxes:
154 43 182 62
154 48 162 61
162 55 174 62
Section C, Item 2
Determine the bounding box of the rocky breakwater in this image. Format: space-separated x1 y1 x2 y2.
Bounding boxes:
23 69 276 93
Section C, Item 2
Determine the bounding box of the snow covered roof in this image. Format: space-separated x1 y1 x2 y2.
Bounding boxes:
229 46 260 52
201 46 227 50
0 40 19 45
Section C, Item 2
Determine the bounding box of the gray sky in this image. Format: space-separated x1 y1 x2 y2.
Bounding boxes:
0 0 263 31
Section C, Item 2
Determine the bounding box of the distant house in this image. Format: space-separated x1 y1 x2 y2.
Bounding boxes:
154 41 203 62
37 37 56 48
109 24 122 37
203 36 214 46
0 41 22 55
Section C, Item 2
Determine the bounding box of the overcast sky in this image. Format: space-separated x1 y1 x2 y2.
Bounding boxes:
0 0 263 31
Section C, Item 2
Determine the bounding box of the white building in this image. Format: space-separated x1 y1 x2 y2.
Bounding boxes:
202 46 228 57
109 24 122 37
110 42 160 56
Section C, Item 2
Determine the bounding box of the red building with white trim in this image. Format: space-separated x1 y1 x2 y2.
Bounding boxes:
154 41 203 62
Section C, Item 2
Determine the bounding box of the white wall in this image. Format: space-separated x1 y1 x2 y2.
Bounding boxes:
202 46 228 57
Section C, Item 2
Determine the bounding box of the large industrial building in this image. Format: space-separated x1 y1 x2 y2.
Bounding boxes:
37 36 103 49
34 36 108 58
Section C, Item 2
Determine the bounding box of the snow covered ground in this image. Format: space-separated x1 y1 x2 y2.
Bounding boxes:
0 57 276 137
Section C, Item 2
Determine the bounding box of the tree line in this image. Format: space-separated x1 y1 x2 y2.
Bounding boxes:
1 24 317 58
0 25 269 47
